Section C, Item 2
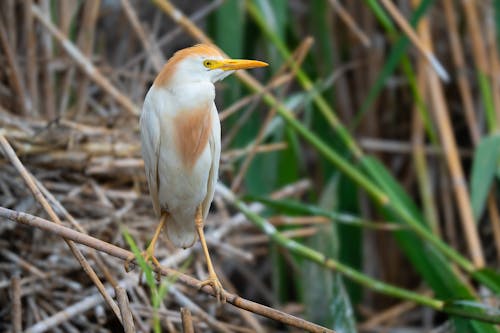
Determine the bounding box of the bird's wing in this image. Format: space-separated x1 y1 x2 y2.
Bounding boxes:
201 104 221 219
140 103 161 217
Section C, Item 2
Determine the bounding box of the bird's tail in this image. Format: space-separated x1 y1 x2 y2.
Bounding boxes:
165 214 197 249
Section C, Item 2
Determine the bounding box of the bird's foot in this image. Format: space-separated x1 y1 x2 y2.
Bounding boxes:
124 250 162 281
198 273 226 303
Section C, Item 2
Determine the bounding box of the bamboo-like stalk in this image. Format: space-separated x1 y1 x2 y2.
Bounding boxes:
423 32 485 267
216 184 500 323
245 1 364 158
411 0 440 235
428 63 485 268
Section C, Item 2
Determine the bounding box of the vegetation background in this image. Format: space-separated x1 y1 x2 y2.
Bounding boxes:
1 0 500 332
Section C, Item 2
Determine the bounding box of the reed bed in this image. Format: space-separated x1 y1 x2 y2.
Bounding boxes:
1 1 500 332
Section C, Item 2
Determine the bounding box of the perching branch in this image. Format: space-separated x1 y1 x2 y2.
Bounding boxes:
0 206 334 333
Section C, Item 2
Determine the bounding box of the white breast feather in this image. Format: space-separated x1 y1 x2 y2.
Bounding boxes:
140 84 219 248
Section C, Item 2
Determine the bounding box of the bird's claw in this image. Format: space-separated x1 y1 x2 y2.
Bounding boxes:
198 274 226 303
124 251 162 282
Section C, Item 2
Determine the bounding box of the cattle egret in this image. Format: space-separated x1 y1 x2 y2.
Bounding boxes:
130 44 267 302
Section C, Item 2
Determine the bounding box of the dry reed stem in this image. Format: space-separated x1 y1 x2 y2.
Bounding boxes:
0 206 334 333
74 0 101 118
11 275 22 333
425 49 485 266
461 1 489 75
39 0 55 118
327 0 371 47
411 0 440 235
442 0 481 144
5 0 16 49
378 0 449 82
487 192 500 261
170 287 232 333
121 0 164 72
24 289 107 333
116 286 135 333
22 0 39 116
0 19 29 114
30 4 140 116
0 135 124 324
359 290 431 329
486 15 500 124
180 307 194 333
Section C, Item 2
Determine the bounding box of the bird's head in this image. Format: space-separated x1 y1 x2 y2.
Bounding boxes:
153 44 268 87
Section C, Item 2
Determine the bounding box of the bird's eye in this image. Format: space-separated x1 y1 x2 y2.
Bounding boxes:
203 60 212 68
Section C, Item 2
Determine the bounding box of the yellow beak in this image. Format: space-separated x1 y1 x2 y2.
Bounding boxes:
209 59 268 71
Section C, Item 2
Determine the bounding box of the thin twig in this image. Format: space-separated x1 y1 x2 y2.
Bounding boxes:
116 286 135 333
180 307 194 333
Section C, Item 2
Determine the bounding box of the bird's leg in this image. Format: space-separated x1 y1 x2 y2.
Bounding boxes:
124 213 167 274
195 205 226 303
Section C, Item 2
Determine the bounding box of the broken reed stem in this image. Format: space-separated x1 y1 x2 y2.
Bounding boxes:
414 13 485 267
378 0 449 81
116 286 135 333
425 62 485 267
170 287 231 333
0 135 123 325
30 3 140 116
0 207 334 333
180 308 194 333
11 276 22 333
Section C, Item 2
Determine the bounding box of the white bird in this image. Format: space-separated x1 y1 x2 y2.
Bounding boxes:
130 44 267 301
